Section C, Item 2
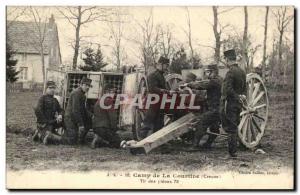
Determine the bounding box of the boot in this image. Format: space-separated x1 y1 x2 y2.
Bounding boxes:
202 135 217 150
228 132 238 157
43 131 62 145
77 128 86 145
90 134 100 149
32 129 41 142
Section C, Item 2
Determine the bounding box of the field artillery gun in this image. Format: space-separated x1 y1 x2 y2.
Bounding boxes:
46 66 269 154
124 67 269 154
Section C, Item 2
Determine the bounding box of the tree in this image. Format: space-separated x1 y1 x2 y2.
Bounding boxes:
6 42 19 83
212 6 234 63
242 6 249 71
80 46 108 71
158 24 175 59
183 7 194 67
267 38 294 87
272 6 294 86
169 47 189 74
25 7 49 85
188 52 202 69
262 6 269 80
223 34 261 73
6 7 26 29
58 6 115 70
107 8 128 70
132 9 161 73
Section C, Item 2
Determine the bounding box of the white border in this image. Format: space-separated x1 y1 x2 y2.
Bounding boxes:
1 0 298 194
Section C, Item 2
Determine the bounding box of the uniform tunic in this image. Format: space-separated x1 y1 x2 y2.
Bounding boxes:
187 76 223 146
92 95 120 147
63 87 92 144
140 70 168 137
34 94 63 139
220 64 247 134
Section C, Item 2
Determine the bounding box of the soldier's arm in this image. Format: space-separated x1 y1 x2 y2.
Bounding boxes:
55 98 64 115
148 74 166 94
34 96 48 124
187 80 209 90
223 71 240 101
72 93 85 126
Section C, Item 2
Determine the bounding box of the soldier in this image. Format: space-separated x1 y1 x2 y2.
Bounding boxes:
33 81 63 144
60 77 93 145
221 49 247 158
90 83 121 149
139 56 170 139
186 64 222 149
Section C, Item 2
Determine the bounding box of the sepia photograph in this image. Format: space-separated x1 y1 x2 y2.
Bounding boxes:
5 5 295 189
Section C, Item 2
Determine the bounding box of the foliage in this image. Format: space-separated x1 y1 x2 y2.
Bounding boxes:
80 47 108 71
169 47 201 74
223 34 261 73
6 43 19 83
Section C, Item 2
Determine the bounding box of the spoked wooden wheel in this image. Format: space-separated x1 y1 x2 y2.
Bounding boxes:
132 77 148 140
165 74 183 90
238 73 269 148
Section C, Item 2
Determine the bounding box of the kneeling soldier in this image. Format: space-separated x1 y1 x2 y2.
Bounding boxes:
63 77 93 145
34 81 63 144
187 64 222 149
91 84 121 149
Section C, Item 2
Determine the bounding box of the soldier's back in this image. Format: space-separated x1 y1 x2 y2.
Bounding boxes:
65 87 85 117
222 64 246 100
147 70 166 91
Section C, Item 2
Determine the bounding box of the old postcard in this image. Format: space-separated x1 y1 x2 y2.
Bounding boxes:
6 6 295 189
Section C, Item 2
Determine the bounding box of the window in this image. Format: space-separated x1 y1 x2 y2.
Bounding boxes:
19 67 28 81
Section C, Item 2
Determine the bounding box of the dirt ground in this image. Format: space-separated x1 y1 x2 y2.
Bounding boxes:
6 88 294 172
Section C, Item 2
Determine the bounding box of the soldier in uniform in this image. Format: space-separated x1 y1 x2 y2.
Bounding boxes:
139 56 171 139
60 77 93 145
33 81 64 144
186 64 222 149
90 83 121 149
221 49 247 157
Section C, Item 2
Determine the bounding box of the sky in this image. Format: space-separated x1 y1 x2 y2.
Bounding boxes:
7 6 294 68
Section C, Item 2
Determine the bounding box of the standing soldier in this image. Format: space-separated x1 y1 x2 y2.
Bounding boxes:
187 64 222 149
33 81 64 144
221 49 247 158
62 77 93 145
139 56 170 139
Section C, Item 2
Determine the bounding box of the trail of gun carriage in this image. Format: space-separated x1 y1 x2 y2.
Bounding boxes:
6 6 294 172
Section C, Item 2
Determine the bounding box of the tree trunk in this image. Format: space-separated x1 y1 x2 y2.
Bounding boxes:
262 6 269 80
242 6 249 72
72 6 82 70
41 45 46 93
213 6 220 63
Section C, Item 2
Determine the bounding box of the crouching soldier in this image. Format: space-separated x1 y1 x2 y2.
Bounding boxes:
186 64 222 149
90 83 121 149
63 77 93 145
33 81 64 144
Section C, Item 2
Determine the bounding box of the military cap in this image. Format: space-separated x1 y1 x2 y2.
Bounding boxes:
204 64 218 71
80 77 92 86
158 56 170 65
224 49 236 60
186 72 197 81
46 81 56 88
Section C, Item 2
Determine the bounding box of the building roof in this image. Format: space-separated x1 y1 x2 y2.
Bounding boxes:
7 20 53 54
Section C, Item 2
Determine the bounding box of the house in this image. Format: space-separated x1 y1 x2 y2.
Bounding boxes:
7 15 62 88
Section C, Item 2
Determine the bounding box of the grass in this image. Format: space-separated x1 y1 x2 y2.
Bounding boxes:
6 88 294 172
